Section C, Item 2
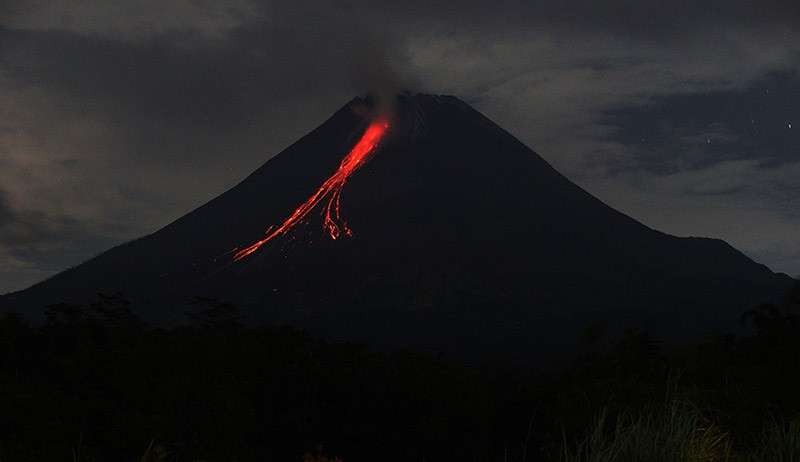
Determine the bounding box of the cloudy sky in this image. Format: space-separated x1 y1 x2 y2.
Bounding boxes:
1 0 798 293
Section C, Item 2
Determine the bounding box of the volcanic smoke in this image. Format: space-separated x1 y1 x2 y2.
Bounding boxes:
233 118 390 261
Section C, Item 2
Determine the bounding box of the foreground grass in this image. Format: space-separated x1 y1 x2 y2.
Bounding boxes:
562 402 800 462
562 400 729 462
109 404 800 462
744 419 800 462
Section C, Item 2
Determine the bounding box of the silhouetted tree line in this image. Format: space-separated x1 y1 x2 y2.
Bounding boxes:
0 283 798 461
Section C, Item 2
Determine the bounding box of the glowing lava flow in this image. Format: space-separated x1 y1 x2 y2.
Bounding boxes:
233 118 390 261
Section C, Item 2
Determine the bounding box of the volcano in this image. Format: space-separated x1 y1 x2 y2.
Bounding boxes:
2 94 794 361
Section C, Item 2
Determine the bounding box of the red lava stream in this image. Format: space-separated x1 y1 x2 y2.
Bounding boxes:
233 118 390 261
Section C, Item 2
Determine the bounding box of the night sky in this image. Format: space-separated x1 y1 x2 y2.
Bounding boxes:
0 0 798 294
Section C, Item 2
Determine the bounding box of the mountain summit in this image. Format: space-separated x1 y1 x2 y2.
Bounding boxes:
2 93 794 361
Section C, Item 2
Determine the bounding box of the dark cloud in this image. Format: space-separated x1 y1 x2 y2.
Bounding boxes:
0 2 417 173
0 187 122 294
306 0 800 40
0 189 15 228
0 0 257 40
600 70 800 175
0 188 78 252
0 26 402 131
0 187 123 292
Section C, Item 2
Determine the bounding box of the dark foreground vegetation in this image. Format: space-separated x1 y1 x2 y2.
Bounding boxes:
1 284 799 461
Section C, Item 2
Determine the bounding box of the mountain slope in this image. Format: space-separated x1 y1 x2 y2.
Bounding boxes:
2 94 794 361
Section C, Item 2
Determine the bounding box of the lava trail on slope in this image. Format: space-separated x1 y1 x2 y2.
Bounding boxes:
233 118 390 261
